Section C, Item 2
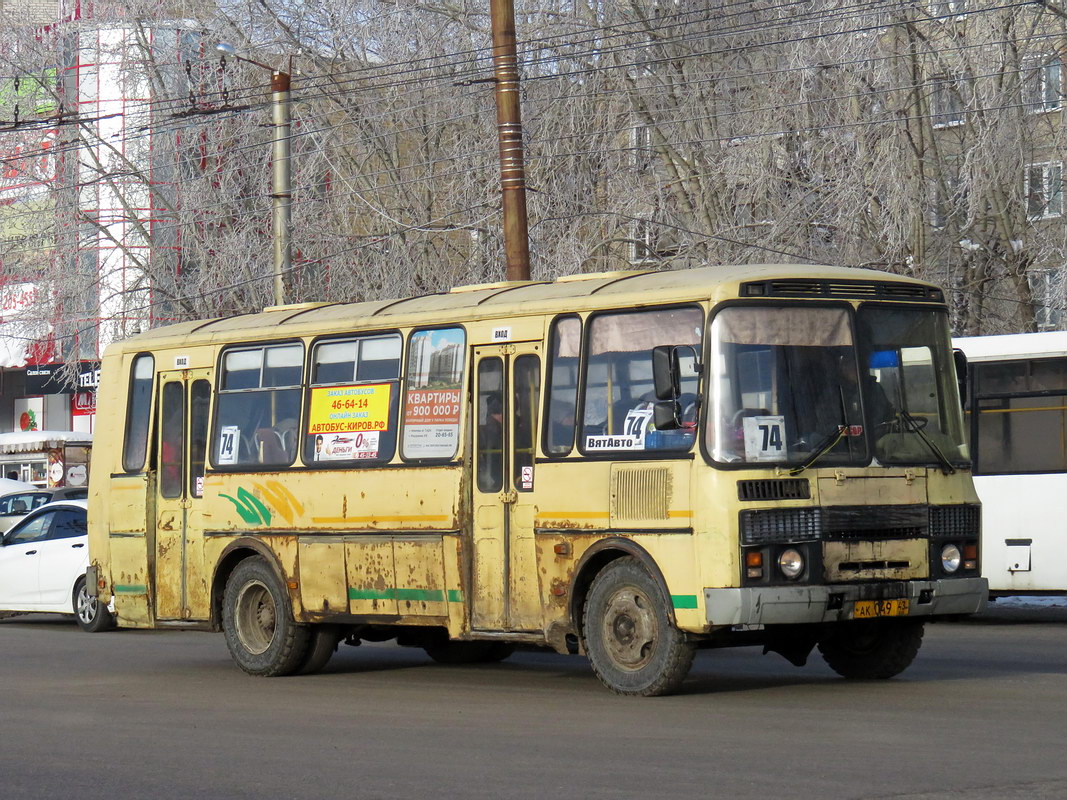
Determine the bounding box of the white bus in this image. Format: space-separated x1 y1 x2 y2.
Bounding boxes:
955 332 1067 596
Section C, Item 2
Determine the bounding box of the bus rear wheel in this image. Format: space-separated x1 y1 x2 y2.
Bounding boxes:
818 618 925 679
223 557 310 676
583 557 694 696
298 625 344 675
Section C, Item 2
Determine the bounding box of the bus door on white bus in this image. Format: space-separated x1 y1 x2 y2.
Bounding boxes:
153 370 212 621
471 342 543 631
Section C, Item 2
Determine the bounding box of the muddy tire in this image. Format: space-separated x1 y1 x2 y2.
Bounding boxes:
298 625 343 675
73 576 115 633
818 618 925 679
222 557 310 676
424 639 516 664
583 557 694 696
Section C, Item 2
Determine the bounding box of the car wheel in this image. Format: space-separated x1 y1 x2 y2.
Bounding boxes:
222 556 311 676
73 575 115 633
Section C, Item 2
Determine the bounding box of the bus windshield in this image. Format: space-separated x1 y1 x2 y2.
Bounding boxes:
856 305 969 467
706 304 968 468
708 305 867 466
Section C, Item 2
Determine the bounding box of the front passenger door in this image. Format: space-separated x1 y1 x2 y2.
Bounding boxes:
0 512 55 610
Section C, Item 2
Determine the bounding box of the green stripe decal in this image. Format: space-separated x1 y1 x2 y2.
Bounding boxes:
447 589 464 603
348 588 446 602
114 584 147 594
348 588 393 601
671 594 699 610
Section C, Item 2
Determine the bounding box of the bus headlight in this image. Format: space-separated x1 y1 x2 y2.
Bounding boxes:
940 543 962 574
778 548 804 580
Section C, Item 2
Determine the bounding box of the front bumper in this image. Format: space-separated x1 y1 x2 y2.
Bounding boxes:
704 577 987 626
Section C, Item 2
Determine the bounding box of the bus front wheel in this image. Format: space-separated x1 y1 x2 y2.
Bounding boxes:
818 618 925 679
223 557 310 676
583 557 695 696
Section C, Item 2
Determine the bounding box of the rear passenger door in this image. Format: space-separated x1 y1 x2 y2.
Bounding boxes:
154 370 213 621
470 341 543 631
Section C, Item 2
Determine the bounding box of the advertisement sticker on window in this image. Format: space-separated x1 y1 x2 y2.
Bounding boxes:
308 383 392 434
402 328 466 459
312 431 380 461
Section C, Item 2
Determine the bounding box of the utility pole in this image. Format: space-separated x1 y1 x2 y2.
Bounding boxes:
489 0 532 282
270 68 292 306
216 43 291 306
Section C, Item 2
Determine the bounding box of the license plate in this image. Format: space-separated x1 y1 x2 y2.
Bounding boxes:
853 599 909 619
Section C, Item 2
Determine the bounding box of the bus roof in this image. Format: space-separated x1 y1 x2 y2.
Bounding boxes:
954 331 1067 361
110 264 939 354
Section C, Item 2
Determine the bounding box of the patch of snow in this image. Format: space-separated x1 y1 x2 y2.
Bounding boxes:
992 595 1067 608
0 325 28 369
0 477 36 494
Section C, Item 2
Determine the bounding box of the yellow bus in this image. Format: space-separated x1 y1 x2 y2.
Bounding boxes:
86 264 987 695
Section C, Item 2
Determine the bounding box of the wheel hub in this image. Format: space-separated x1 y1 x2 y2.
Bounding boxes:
234 580 277 655
77 586 96 623
601 587 657 670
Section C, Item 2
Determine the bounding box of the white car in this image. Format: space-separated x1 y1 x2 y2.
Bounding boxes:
0 487 90 533
0 499 114 632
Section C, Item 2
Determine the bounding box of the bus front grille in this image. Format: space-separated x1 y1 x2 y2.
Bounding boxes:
740 504 930 545
928 504 980 538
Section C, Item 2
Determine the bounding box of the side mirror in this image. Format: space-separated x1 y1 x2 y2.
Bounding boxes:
652 344 702 402
652 346 678 401
953 348 968 409
653 400 680 431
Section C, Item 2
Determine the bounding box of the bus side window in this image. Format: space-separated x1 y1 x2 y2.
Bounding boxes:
214 343 303 468
401 327 466 461
544 316 580 456
579 307 702 454
122 354 155 472
305 333 402 465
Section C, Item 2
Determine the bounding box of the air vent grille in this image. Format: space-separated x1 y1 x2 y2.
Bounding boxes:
741 279 942 303
611 465 672 522
737 478 811 501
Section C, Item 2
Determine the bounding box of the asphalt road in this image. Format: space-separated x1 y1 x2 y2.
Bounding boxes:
1 605 1065 800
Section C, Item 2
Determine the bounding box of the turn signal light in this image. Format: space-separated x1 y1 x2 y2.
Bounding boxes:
745 551 763 579
963 542 978 570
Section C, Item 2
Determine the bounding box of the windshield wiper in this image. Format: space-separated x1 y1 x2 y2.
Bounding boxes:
788 426 848 476
897 410 956 475
788 386 854 476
